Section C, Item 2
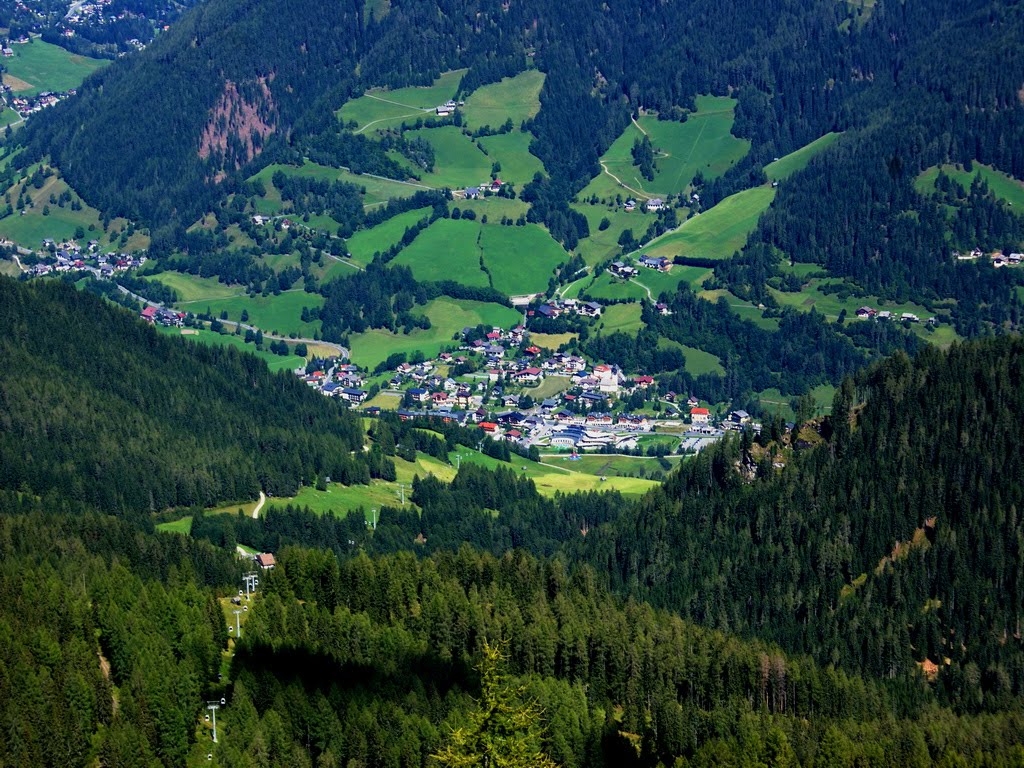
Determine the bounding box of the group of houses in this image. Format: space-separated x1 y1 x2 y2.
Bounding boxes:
140 306 185 327
464 178 507 198
623 198 666 213
690 405 759 433
954 248 1024 267
854 306 932 324
530 298 602 320
301 363 368 405
434 98 463 117
27 241 143 277
6 89 75 118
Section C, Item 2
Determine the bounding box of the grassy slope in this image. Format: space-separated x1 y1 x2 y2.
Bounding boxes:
408 126 494 189
2 39 107 96
598 302 644 334
765 132 842 181
338 69 466 132
580 95 749 200
347 296 521 369
391 218 489 285
571 204 652 267
644 186 776 261
915 163 1024 208
477 132 544 185
191 290 324 337
152 271 243 303
157 326 306 372
0 171 147 251
461 70 544 131
345 207 433 265
480 224 566 295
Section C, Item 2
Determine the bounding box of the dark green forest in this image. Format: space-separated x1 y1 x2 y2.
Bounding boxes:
2 273 1023 764
0 277 380 513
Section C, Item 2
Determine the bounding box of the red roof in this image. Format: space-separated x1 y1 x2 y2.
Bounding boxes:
141 306 158 318
691 407 710 416
525 346 541 355
635 375 654 384
479 422 498 431
518 367 541 376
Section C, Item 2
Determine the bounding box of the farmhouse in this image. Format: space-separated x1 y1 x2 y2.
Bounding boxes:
464 186 481 199
690 407 710 425
639 255 671 271
624 199 637 212
856 306 877 320
609 261 639 279
140 306 158 322
255 553 276 570
645 198 665 212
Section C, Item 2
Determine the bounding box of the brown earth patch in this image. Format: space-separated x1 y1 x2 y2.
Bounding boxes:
199 76 277 173
3 73 33 92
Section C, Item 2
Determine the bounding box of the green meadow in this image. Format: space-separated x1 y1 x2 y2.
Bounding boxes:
158 326 306 373
190 290 325 337
768 279 933 323
698 288 780 330
598 302 644 334
338 69 467 133
579 272 649 302
644 185 776 261
152 271 243 303
461 70 544 131
345 207 433 265
571 204 651 266
348 296 521 369
0 171 148 251
391 218 490 286
915 162 1024 208
631 264 714 301
659 338 725 375
765 132 842 181
581 95 749 200
480 224 566 295
248 162 426 215
476 131 545 185
407 126 494 189
2 39 107 96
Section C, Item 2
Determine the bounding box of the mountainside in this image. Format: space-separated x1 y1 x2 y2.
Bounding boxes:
580 336 1024 706
0 276 376 513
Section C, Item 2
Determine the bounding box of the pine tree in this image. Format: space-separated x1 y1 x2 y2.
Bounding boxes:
431 642 558 768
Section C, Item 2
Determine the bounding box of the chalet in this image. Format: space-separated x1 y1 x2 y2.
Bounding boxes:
619 414 651 431
502 394 520 408
408 387 429 403
609 261 639 279
900 313 919 323
580 392 606 405
638 255 671 271
252 215 269 225
855 306 876 320
321 382 341 397
687 396 700 407
513 367 543 383
342 388 368 404
140 306 158 322
690 407 710 426
536 304 560 319
633 375 654 388
396 410 416 421
877 310 893 320
578 301 602 317
586 413 614 427
655 302 672 316
431 391 450 406
1009 253 1023 264
365 406 382 416
490 179 504 192
541 398 559 411
524 345 542 356
435 106 451 116
624 199 637 212
479 421 499 433
255 553 276 570
465 186 481 199
645 197 665 212
729 410 751 428
505 429 523 442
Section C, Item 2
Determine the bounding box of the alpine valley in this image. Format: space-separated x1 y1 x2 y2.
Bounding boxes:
2 0 1024 766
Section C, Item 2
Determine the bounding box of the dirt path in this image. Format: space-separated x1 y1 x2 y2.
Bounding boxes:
630 277 654 301
599 160 656 200
252 491 266 519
